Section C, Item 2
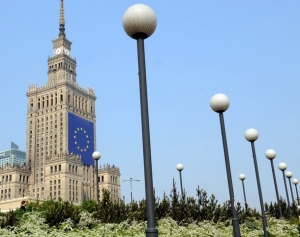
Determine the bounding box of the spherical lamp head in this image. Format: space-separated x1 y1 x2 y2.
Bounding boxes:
239 174 246 181
123 4 157 39
278 162 287 171
92 151 101 161
176 163 184 171
265 149 276 160
244 128 259 142
292 178 299 185
285 171 293 178
210 93 230 113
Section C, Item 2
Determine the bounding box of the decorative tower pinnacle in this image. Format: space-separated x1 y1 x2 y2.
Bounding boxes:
59 0 65 37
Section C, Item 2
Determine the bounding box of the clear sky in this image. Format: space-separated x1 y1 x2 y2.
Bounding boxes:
0 0 300 210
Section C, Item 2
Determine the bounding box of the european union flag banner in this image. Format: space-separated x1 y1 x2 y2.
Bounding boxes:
68 112 95 166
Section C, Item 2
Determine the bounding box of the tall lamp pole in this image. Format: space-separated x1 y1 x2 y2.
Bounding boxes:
285 171 295 206
244 128 268 237
210 93 241 237
92 151 101 203
239 174 248 211
122 178 140 205
123 4 158 237
265 149 282 218
278 162 291 217
292 179 300 206
176 164 184 198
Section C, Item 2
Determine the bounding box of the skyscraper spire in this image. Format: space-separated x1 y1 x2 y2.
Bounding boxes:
59 0 65 37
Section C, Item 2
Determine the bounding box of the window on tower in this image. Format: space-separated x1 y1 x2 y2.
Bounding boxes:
30 100 34 111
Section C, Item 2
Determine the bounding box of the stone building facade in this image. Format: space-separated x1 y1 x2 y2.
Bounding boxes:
0 0 121 211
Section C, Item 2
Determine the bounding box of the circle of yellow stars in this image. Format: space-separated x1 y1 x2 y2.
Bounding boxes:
73 127 89 152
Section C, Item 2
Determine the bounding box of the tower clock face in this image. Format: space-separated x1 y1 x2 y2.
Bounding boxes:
55 48 61 54
64 48 70 55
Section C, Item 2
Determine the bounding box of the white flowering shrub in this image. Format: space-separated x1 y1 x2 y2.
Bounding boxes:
76 211 99 230
0 212 298 237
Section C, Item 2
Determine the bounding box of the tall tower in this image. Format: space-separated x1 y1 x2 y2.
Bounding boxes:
26 0 97 201
0 1 121 210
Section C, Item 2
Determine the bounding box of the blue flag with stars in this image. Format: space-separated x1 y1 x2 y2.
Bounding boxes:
68 112 95 166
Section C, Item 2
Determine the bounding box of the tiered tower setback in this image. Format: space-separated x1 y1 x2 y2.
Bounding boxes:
26 0 97 201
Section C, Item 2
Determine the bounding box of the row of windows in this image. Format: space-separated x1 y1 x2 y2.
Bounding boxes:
0 188 27 200
1 175 30 184
69 165 78 173
1 189 11 194
37 92 63 110
32 187 44 193
49 185 61 191
70 179 78 186
50 165 61 173
49 165 79 174
50 191 61 198
36 178 43 183
31 186 45 199
1 175 12 183
110 176 118 183
30 91 93 114
50 179 61 185
49 61 75 73
96 176 118 183
36 113 62 123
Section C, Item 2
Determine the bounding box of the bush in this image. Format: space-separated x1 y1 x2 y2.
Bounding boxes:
43 199 81 227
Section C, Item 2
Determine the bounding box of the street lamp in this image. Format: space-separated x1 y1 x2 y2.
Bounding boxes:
92 151 101 203
265 149 283 218
210 93 241 237
285 171 295 206
244 128 268 237
292 179 300 206
176 164 184 198
239 174 248 211
278 162 291 217
122 178 140 205
123 4 158 237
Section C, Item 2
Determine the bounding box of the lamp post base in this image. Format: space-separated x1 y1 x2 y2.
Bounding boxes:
146 227 158 237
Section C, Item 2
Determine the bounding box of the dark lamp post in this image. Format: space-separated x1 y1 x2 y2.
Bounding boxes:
285 171 295 206
278 162 291 217
244 128 268 237
292 179 300 206
123 4 158 237
239 174 248 210
210 93 241 237
92 151 101 203
176 164 184 197
265 149 282 218
122 178 140 205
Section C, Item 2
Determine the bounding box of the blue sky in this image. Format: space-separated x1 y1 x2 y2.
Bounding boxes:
0 0 300 210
